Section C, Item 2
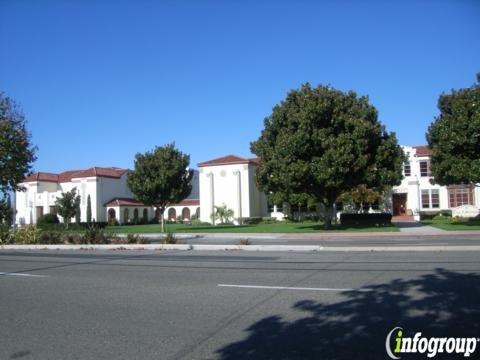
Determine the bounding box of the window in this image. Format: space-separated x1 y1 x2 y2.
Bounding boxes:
421 190 430 208
448 186 474 207
403 161 411 176
431 189 440 208
49 206 57 214
422 189 440 209
420 160 430 177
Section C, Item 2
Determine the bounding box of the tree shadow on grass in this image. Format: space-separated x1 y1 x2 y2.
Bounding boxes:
216 268 480 359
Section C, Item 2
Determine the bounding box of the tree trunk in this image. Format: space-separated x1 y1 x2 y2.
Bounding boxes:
159 207 165 233
324 202 335 230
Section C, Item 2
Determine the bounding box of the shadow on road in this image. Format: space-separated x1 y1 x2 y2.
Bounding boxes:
216 268 480 359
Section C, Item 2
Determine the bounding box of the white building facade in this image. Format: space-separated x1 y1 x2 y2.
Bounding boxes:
15 167 200 225
198 155 269 224
392 145 480 219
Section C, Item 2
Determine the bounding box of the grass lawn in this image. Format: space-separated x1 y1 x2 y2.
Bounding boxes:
422 219 480 231
106 222 399 234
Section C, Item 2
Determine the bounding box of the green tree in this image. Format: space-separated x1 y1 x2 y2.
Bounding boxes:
127 144 193 232
0 195 13 226
86 194 92 223
213 204 234 224
251 83 404 228
0 93 36 221
427 74 480 185
75 201 81 224
55 188 81 229
338 185 385 212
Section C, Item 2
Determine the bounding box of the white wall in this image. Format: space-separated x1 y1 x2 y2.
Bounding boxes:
393 146 452 216
199 163 269 224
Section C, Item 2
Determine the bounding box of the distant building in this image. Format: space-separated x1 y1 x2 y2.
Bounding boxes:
392 145 480 219
198 155 269 224
15 167 199 225
17 146 479 226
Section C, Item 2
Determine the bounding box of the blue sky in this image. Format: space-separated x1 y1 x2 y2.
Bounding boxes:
1 0 479 173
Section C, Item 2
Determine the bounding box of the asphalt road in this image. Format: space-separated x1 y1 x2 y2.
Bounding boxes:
1 250 479 359
180 234 480 247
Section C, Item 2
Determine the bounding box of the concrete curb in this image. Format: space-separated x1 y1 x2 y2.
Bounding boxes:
0 244 322 252
114 231 480 240
2 244 480 252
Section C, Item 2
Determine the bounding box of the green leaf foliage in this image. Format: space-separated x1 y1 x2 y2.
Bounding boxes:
0 93 37 196
86 194 92 223
127 144 193 231
55 188 81 228
251 83 405 226
427 75 480 185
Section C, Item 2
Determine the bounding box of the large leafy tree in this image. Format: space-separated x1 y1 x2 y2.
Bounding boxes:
127 144 193 232
0 93 36 222
427 74 480 185
251 83 404 228
55 188 80 229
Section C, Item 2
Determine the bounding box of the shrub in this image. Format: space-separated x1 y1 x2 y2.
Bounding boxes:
340 213 392 226
38 231 64 244
451 216 470 224
14 225 41 244
36 213 59 228
261 217 278 224
420 210 452 220
0 225 13 244
240 217 262 225
239 238 251 245
83 227 109 244
37 221 109 231
162 232 178 244
126 234 149 244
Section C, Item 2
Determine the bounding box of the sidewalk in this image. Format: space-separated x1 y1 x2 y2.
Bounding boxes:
392 220 446 235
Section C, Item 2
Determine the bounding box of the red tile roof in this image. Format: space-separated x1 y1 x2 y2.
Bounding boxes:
23 172 59 183
23 167 128 183
413 145 432 156
104 198 200 207
104 198 144 207
198 155 260 167
176 199 200 206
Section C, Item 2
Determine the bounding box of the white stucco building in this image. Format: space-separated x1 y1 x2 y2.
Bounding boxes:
15 167 200 225
198 155 269 224
16 146 479 227
392 145 480 219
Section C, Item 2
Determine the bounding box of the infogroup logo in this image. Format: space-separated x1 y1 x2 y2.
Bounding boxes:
385 327 479 359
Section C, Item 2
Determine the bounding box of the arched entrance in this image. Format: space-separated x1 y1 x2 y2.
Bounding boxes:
195 207 200 219
168 208 176 221
123 208 129 224
133 208 139 223
143 208 148 223
108 208 116 224
155 208 161 222
182 207 190 220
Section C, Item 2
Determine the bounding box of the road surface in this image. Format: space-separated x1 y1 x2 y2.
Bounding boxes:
1 250 479 359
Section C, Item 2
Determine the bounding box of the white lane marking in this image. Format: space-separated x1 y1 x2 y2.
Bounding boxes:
0 272 46 278
218 284 371 292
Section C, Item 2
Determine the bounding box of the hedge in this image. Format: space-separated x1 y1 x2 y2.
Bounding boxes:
340 213 392 226
36 222 108 231
419 210 452 220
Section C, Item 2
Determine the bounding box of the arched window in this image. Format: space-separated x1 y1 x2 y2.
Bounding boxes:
108 208 116 224
143 208 148 223
168 208 176 221
133 208 139 223
182 207 190 220
195 207 200 219
155 208 161 221
123 208 129 224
